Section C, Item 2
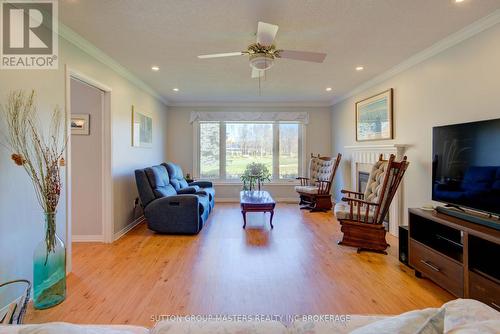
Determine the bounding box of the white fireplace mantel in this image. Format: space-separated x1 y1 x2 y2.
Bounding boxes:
344 144 409 237
344 144 409 158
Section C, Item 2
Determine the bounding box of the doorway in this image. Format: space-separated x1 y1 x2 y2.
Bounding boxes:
70 77 105 241
65 68 113 273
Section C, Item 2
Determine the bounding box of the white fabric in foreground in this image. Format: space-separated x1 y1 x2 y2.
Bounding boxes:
152 320 287 334
12 323 148 334
289 315 388 334
441 298 500 333
189 111 309 124
349 308 440 334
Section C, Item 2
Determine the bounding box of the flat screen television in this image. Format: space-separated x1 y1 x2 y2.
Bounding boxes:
432 118 500 216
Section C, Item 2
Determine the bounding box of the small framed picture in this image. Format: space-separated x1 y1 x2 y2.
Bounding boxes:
356 89 393 141
131 106 153 148
71 114 90 135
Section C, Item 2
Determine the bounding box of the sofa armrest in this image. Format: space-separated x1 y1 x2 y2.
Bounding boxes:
189 180 213 188
177 186 200 194
144 195 201 234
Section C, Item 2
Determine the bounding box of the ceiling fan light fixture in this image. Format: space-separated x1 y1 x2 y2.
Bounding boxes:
249 53 274 70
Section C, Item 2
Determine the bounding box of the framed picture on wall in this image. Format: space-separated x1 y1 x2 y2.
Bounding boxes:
71 114 90 135
132 106 153 148
356 88 393 141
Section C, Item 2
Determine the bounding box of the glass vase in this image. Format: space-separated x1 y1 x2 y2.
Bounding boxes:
33 212 66 309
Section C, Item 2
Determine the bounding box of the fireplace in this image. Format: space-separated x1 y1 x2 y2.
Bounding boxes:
344 144 408 237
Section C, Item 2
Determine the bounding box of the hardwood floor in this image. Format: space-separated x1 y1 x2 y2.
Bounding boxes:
27 204 453 327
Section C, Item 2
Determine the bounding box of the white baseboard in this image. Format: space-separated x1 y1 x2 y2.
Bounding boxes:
72 234 104 242
113 216 145 241
216 197 299 204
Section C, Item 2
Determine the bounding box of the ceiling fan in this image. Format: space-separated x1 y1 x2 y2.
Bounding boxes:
198 22 327 79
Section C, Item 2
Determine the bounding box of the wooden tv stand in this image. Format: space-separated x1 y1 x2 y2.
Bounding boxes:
408 208 500 310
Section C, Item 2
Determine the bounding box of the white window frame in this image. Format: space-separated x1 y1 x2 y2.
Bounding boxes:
194 120 306 184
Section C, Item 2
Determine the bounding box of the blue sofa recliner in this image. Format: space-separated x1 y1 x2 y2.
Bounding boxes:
164 162 215 211
135 164 211 234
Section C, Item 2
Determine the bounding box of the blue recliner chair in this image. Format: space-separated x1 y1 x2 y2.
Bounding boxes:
164 162 215 211
135 164 210 234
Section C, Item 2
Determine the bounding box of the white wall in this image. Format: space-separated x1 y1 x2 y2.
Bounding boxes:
0 31 167 283
331 22 500 225
167 106 332 201
71 78 104 238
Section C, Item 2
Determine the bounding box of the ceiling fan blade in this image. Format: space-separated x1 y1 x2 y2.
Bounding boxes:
198 52 244 59
279 50 327 63
251 68 264 79
256 22 279 45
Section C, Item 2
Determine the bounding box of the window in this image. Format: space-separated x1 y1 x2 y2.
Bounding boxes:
199 122 220 178
279 123 299 179
197 121 303 181
226 123 273 180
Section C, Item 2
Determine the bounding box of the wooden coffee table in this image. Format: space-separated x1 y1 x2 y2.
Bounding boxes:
240 190 276 229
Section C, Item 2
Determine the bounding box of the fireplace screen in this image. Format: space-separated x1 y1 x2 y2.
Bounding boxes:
358 172 370 194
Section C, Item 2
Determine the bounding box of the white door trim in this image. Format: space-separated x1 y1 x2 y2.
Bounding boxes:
65 66 114 272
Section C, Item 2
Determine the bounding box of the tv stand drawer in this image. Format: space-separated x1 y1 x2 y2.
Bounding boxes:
469 271 500 311
409 239 464 297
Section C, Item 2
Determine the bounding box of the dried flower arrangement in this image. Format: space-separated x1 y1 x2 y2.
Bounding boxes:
1 90 66 254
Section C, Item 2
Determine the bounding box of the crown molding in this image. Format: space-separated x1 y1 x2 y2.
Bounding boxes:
58 23 168 105
332 9 500 106
167 100 332 108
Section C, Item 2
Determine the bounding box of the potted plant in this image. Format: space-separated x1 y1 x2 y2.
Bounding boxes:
240 162 271 191
1 90 67 309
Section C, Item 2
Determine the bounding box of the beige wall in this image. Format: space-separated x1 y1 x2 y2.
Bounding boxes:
331 23 500 225
71 78 104 237
0 32 167 282
167 106 332 201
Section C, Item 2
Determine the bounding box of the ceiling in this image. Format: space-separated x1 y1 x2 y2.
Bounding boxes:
59 0 500 105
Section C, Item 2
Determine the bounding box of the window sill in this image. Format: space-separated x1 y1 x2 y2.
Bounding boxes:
209 181 299 186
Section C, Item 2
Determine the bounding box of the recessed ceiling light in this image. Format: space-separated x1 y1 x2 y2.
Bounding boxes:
455 0 465 3
356 66 364 71
325 87 333 92
151 66 160 71
172 88 179 92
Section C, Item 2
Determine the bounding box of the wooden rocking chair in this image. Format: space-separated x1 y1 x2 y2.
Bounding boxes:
295 153 342 212
336 154 409 254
